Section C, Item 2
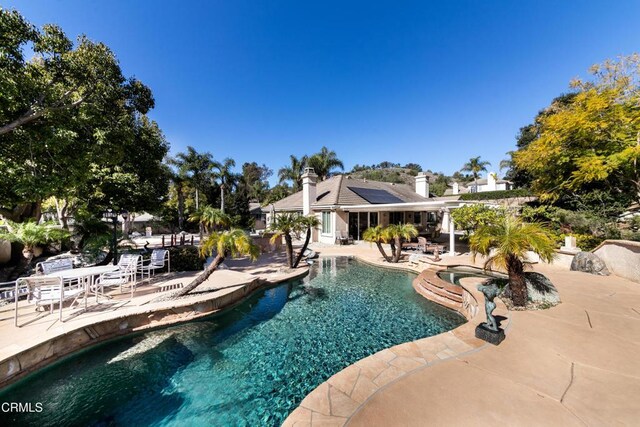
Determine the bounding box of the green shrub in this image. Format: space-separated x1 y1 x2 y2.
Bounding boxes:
459 188 533 201
563 233 603 251
168 246 203 271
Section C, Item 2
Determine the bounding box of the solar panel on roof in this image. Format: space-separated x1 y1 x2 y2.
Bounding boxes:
347 187 404 204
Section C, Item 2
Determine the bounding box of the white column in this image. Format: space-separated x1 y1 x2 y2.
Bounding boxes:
449 212 455 256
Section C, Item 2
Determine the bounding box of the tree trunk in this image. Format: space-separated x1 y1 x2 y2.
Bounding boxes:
389 240 397 262
177 183 185 231
54 198 70 229
507 255 527 307
375 242 392 262
392 237 403 263
284 234 294 268
174 253 225 297
221 184 225 214
293 226 312 268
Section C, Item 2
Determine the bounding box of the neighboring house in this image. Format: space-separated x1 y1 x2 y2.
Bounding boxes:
444 172 513 196
266 168 470 253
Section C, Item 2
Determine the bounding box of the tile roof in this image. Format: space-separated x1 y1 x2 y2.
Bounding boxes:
270 175 430 211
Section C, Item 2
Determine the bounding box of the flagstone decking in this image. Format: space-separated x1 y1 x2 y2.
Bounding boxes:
286 243 640 426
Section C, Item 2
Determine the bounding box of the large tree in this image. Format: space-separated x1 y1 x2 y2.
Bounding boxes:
0 9 168 222
214 157 236 213
172 146 215 211
513 55 640 207
278 155 308 191
241 162 272 203
308 146 344 180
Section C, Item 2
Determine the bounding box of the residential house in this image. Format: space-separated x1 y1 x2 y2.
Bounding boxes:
444 172 512 195
267 168 470 255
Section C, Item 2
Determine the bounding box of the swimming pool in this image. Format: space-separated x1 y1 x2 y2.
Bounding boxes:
0 257 465 426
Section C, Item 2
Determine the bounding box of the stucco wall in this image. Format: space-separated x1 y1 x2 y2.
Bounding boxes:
593 240 640 283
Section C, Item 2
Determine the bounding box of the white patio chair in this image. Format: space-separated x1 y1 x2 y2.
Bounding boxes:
36 258 74 275
0 280 24 302
15 276 85 325
119 253 145 280
95 255 140 299
140 249 170 279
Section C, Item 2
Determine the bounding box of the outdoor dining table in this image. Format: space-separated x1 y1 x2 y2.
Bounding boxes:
14 265 119 326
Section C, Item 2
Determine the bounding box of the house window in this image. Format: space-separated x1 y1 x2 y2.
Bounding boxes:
322 211 332 234
389 212 404 224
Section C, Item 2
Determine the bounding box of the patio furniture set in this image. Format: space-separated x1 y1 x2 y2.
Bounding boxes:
402 237 445 255
10 249 170 326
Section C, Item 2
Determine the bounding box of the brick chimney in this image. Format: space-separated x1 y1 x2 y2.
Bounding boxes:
302 167 317 215
415 172 429 198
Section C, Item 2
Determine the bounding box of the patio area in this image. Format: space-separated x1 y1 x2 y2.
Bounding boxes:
0 251 307 388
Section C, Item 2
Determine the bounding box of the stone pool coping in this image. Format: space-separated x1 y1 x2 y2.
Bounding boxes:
283 255 510 426
0 267 309 389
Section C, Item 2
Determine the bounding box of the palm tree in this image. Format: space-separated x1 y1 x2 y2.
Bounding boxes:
214 157 236 213
173 229 260 297
385 224 419 262
269 212 303 268
165 163 188 231
363 225 393 262
308 147 344 180
292 215 320 268
278 155 308 191
499 151 514 172
0 221 70 266
461 156 491 193
189 205 230 234
469 214 556 307
173 146 217 239
174 146 216 211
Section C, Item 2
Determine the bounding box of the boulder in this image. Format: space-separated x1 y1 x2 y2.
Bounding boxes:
501 272 561 307
570 251 610 276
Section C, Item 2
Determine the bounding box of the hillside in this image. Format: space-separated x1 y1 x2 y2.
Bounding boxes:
348 167 437 186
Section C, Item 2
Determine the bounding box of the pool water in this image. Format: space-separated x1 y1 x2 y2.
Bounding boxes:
437 269 509 287
0 257 465 427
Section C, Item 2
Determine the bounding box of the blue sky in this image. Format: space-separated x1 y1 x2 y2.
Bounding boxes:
4 0 640 184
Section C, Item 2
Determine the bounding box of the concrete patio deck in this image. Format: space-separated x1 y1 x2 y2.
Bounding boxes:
288 243 640 426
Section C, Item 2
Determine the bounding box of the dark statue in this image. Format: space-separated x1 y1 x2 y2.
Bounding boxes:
475 281 505 345
477 281 499 331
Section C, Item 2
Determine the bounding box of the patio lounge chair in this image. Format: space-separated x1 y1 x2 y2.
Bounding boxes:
140 249 170 279
95 255 140 299
15 276 85 324
36 258 74 275
0 280 25 302
335 231 350 245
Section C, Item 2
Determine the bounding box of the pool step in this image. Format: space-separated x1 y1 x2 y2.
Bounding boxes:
413 271 464 312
